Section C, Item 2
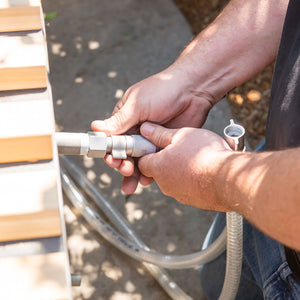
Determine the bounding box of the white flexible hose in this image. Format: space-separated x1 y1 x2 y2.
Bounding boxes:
219 212 243 300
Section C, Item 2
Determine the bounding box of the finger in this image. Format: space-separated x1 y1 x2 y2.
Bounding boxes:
122 167 140 194
91 101 139 135
111 100 123 115
111 88 130 115
118 157 135 177
104 154 122 169
122 177 139 194
104 155 135 177
139 174 154 186
138 153 157 178
140 122 176 149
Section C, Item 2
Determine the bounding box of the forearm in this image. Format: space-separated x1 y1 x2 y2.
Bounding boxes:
168 0 288 102
216 148 300 250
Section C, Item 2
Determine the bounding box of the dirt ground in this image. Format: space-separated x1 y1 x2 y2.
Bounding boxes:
174 0 273 148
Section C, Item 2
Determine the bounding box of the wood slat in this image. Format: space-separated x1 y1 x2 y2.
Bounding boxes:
0 209 61 242
0 134 53 163
0 66 47 91
0 6 41 32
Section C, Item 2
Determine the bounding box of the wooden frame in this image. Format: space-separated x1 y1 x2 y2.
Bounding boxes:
0 1 72 299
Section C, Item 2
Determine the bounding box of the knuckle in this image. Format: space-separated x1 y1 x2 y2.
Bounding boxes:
153 128 169 148
110 113 123 130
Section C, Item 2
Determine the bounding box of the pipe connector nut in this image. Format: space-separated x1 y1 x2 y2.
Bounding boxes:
88 132 108 158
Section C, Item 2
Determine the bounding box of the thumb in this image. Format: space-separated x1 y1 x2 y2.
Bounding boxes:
140 122 176 149
91 102 138 135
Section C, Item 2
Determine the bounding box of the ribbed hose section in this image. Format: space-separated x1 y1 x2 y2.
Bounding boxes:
219 212 243 300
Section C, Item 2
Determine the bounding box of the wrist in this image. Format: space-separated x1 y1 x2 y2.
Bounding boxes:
213 151 266 213
210 150 236 211
153 65 216 120
161 61 223 115
170 41 235 105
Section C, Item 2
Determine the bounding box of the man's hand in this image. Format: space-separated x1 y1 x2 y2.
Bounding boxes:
138 122 300 250
138 122 231 211
92 67 217 194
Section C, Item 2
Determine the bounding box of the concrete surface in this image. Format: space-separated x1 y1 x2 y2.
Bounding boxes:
43 0 232 299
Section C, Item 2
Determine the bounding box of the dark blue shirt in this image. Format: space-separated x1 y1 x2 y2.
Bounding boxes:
265 0 300 282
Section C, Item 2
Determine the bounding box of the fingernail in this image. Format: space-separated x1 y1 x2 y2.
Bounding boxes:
92 120 106 128
141 122 155 138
